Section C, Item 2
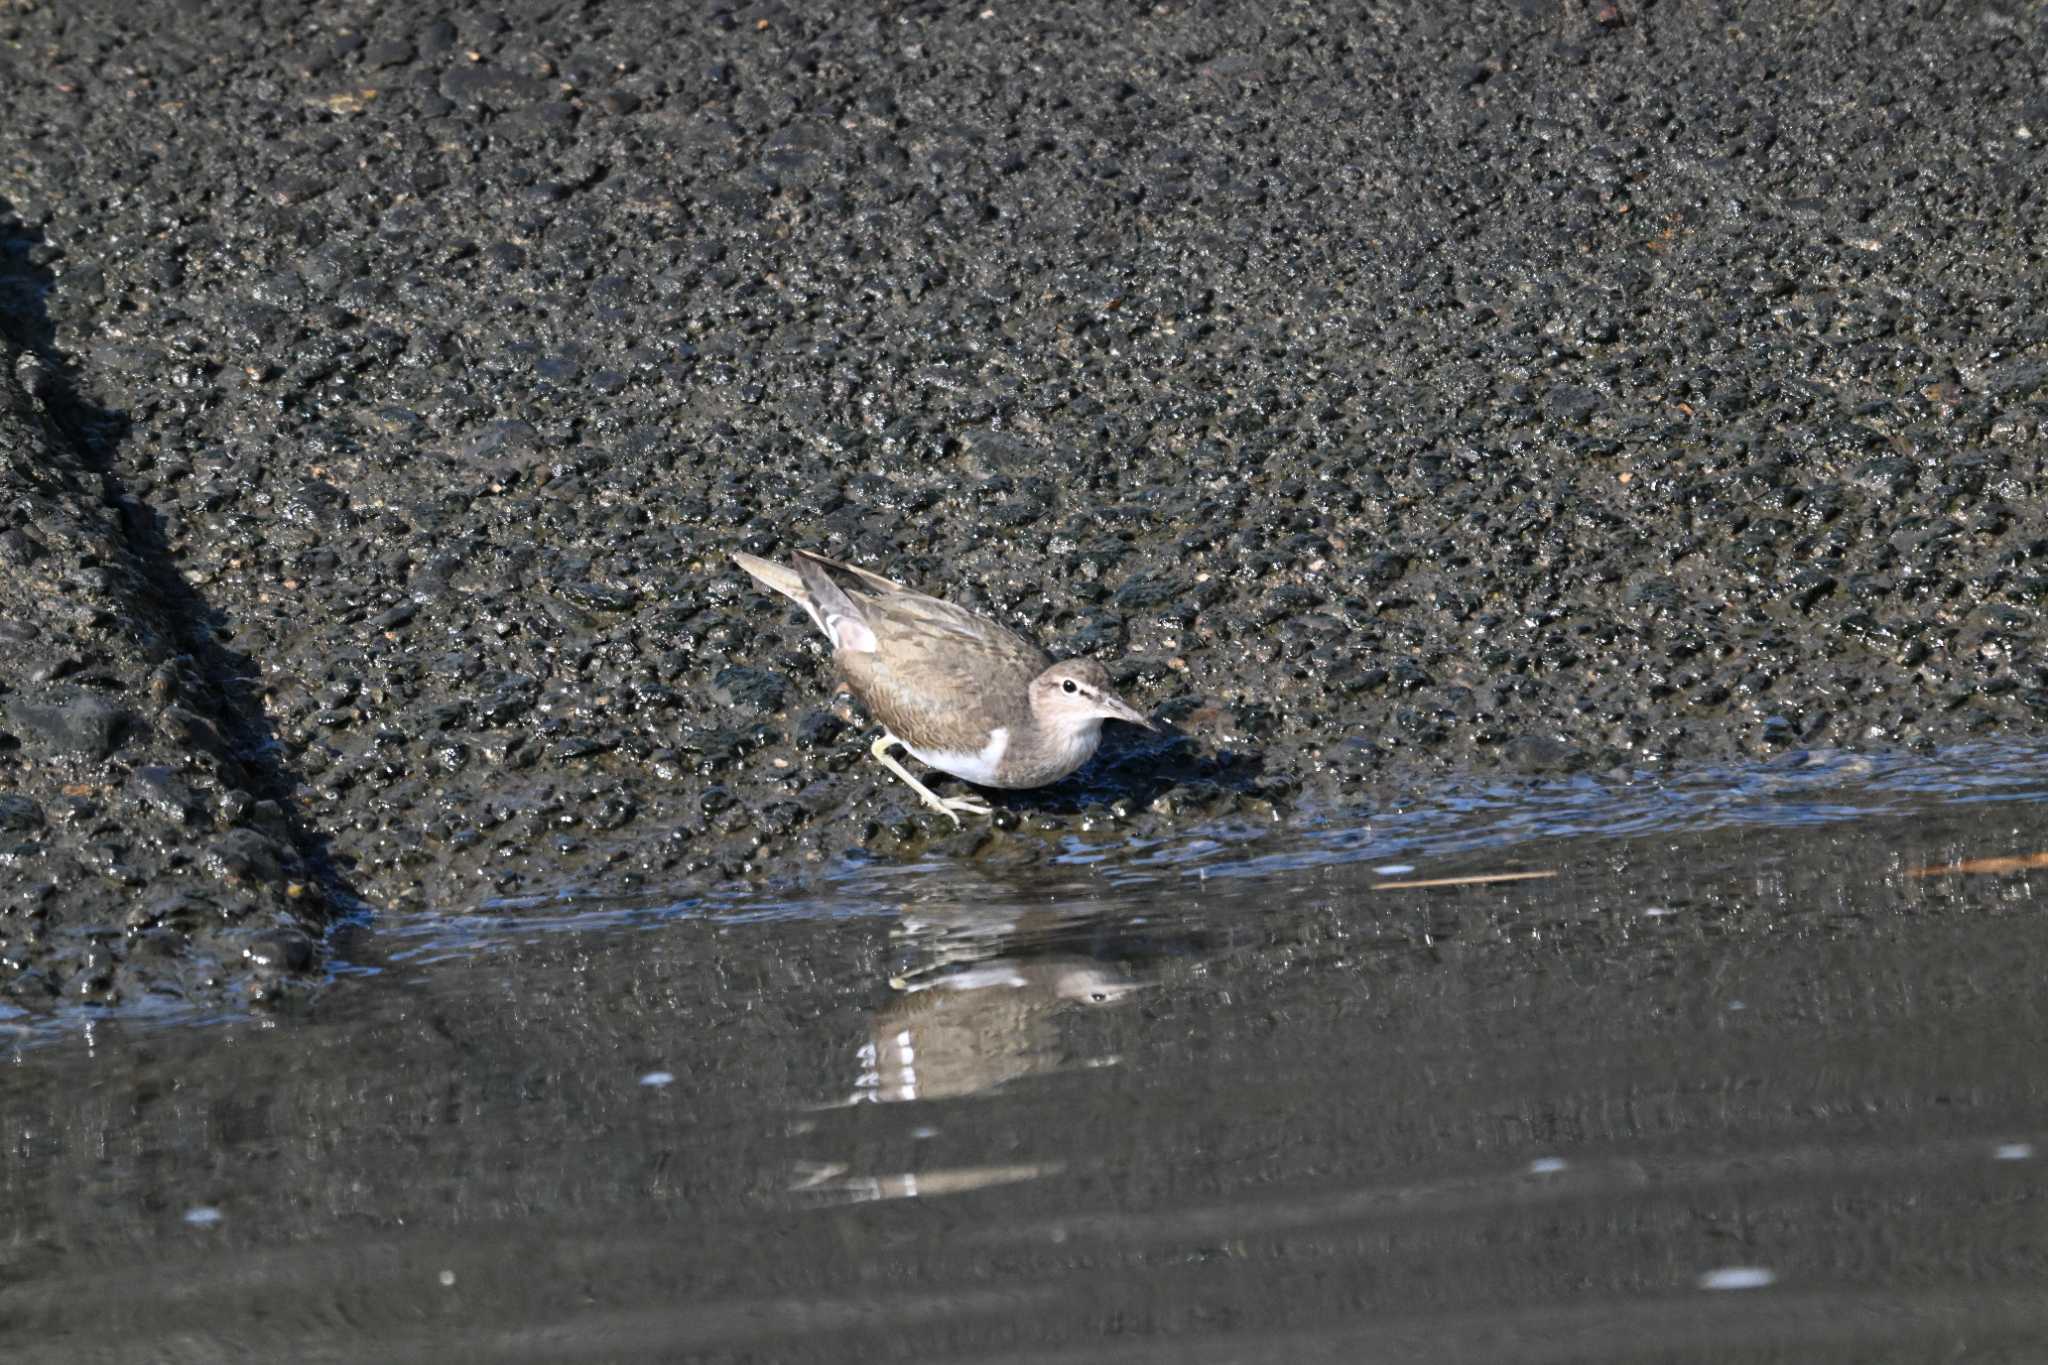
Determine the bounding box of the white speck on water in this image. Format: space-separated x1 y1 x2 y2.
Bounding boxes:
1994 1142 2034 1161
438 1269 457 1287
1528 1156 1568 1175
1726 1000 1747 1011
639 1071 675 1088
1374 864 1415 876
1640 905 1677 917
1699 1266 1776 1291
183 1206 223 1227
912 1126 939 1140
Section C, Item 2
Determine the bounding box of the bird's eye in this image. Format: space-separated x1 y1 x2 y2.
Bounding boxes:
1062 679 1078 694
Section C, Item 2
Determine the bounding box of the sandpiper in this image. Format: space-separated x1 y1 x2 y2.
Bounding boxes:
731 549 1154 822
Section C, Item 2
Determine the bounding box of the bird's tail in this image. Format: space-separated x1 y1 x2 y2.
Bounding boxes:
731 550 877 652
731 551 807 606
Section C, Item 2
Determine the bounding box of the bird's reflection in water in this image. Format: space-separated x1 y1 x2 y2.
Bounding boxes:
789 890 1188 1204
852 954 1146 1104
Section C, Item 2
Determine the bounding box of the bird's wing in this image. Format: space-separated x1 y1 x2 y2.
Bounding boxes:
792 549 909 596
841 603 1050 749
864 589 1034 648
795 553 878 653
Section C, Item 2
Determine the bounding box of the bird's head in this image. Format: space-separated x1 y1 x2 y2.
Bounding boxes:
1027 658 1155 736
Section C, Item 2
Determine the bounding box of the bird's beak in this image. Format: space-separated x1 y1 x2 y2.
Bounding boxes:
1099 693 1156 730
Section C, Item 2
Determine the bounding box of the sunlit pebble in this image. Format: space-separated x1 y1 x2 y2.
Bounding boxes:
438 1270 457 1287
1994 1143 2034 1161
183 1206 223 1227
1699 1266 1776 1291
640 1071 675 1088
1527 1157 1568 1175
1374 864 1415 876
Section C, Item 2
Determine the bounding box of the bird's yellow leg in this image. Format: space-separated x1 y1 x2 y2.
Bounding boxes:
868 735 994 824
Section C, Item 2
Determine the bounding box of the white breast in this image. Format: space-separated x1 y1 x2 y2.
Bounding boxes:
905 727 1011 786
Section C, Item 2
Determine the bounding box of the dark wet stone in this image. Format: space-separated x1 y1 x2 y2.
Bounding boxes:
957 430 1043 475
588 791 638 830
0 795 42 832
244 928 315 974
476 675 539 726
205 829 288 886
672 727 755 771
1976 357 2046 400
281 479 351 529
1853 459 1918 498
559 581 639 612
1546 386 1603 423
440 66 549 106
1112 575 1187 610
0 532 43 569
126 767 200 825
1504 736 1587 773
552 736 615 762
10 695 127 761
1790 571 1837 612
366 40 416 68
794 710 847 751
711 667 788 713
1059 613 1125 656
127 891 203 931
1359 553 1410 585
369 406 423 435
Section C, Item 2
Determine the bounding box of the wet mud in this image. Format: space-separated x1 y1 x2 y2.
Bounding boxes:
2 0 2046 1005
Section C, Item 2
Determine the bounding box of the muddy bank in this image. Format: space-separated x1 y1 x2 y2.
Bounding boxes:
2 0 2046 1007
0 347 329 1010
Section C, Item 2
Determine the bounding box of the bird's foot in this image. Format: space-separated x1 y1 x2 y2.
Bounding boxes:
912 789 994 825
936 794 994 823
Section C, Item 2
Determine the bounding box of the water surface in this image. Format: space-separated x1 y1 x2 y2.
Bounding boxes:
6 747 2048 1361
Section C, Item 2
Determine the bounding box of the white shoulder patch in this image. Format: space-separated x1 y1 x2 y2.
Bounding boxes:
826 611 877 653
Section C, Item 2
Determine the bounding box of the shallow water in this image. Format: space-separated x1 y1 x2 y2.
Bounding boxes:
7 746 2048 1362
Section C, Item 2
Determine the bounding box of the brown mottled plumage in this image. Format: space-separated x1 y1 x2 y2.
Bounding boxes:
731 549 1153 821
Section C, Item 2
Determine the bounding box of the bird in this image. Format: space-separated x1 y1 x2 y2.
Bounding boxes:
730 549 1155 823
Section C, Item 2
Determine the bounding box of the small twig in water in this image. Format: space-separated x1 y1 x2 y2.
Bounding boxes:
1372 870 1558 891
1904 852 2048 879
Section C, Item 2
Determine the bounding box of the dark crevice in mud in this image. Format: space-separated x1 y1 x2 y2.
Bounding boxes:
0 198 356 1013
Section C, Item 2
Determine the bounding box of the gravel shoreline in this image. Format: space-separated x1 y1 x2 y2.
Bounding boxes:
3 0 2045 1009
